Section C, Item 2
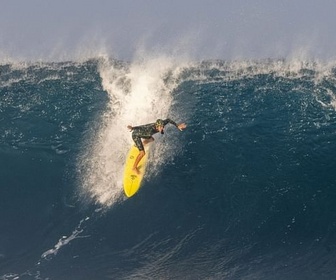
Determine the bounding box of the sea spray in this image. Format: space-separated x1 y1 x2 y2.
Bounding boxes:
78 56 186 206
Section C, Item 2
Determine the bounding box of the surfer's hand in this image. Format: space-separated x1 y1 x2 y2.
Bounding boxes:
127 125 133 131
177 123 187 131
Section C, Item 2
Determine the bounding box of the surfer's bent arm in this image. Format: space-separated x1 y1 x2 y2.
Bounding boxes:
163 118 178 127
163 118 187 131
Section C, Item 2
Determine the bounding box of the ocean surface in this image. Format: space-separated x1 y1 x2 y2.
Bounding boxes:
1 57 336 279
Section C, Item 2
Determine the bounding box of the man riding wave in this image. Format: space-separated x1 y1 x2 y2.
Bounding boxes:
127 118 187 174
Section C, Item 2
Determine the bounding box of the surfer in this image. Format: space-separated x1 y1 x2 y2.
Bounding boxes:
127 119 187 174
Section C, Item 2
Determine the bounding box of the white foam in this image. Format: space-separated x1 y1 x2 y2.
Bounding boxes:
40 217 90 260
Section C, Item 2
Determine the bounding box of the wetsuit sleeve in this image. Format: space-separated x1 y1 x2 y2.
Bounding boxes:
163 118 178 127
132 124 151 130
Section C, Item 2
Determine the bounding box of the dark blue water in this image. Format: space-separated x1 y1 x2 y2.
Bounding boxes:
1 58 336 279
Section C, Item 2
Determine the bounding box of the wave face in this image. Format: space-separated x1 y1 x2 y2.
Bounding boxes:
1 58 336 279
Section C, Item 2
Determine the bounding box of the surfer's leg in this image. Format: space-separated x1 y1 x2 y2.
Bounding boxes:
132 135 145 174
132 134 144 150
142 136 154 146
133 150 145 175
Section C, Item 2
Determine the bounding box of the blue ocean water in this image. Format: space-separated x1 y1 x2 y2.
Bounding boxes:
1 57 336 279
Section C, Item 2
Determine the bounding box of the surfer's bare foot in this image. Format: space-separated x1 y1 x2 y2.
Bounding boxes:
132 167 140 175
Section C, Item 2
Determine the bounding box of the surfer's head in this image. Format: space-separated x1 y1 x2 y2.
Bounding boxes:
155 119 164 134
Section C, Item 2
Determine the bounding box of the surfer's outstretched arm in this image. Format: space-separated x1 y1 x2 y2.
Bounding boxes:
163 119 187 131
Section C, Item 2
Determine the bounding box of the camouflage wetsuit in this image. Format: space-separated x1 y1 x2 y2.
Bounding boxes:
131 119 178 151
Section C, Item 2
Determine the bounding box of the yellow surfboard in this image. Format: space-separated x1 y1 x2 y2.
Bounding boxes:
123 145 149 197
